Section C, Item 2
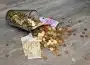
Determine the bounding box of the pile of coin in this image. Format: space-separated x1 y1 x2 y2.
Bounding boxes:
32 25 72 56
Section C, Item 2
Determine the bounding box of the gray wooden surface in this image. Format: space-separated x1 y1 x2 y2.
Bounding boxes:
0 0 90 65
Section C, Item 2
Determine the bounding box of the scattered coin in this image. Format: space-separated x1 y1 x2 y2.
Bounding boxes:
5 44 8 46
63 44 67 47
66 25 71 27
72 29 76 32
68 20 72 23
78 20 82 23
65 50 68 54
73 33 76 36
84 28 87 31
85 35 88 37
82 32 85 34
84 56 87 60
80 35 84 38
5 54 9 58
61 17 65 19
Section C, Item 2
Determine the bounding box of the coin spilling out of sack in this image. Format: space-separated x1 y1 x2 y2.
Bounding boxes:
21 24 72 59
6 10 72 59
32 25 72 56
